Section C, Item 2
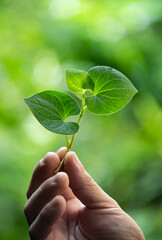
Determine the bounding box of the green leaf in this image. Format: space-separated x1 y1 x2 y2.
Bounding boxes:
24 91 80 135
86 66 138 115
66 69 94 98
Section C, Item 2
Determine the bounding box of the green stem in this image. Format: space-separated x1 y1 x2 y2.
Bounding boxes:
65 135 69 148
55 100 87 173
68 100 87 151
55 151 68 173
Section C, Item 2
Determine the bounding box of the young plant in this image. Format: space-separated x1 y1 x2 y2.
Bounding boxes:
25 66 138 172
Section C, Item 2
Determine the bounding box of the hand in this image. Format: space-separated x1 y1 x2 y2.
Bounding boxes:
24 147 145 240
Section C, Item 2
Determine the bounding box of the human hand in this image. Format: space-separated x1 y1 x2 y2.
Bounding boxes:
24 147 145 240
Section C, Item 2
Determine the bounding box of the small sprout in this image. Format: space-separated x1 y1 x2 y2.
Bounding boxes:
25 66 138 172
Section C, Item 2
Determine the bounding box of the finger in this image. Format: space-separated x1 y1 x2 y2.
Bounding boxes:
24 172 69 225
29 195 66 240
64 152 119 208
56 147 76 201
56 147 67 161
27 152 60 199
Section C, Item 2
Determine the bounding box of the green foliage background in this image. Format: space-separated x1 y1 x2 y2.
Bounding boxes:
0 0 162 239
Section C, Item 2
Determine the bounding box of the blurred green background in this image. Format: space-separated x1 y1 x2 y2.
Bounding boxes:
0 0 162 239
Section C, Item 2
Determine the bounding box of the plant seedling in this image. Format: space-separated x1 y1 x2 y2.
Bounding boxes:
25 66 138 172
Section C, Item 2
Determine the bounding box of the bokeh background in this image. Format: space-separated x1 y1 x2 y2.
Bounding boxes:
0 0 162 239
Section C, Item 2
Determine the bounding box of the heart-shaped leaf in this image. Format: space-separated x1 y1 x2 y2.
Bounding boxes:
66 69 94 98
85 66 138 115
25 91 80 135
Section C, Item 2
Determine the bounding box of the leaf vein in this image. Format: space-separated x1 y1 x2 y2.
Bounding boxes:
52 95 65 119
96 96 116 110
97 78 127 94
27 99 61 119
99 88 129 94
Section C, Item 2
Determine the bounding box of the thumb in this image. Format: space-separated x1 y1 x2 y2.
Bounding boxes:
64 151 118 208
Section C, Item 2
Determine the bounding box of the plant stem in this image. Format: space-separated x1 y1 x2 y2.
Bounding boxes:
65 135 69 148
65 135 69 147
55 152 67 173
55 100 87 173
68 102 87 151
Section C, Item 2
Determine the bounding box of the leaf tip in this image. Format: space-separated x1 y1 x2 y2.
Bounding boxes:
24 97 28 103
133 85 138 95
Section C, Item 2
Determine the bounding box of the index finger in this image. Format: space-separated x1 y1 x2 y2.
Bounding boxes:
26 152 60 199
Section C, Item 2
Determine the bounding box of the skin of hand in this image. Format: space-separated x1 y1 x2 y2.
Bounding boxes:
24 147 145 240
